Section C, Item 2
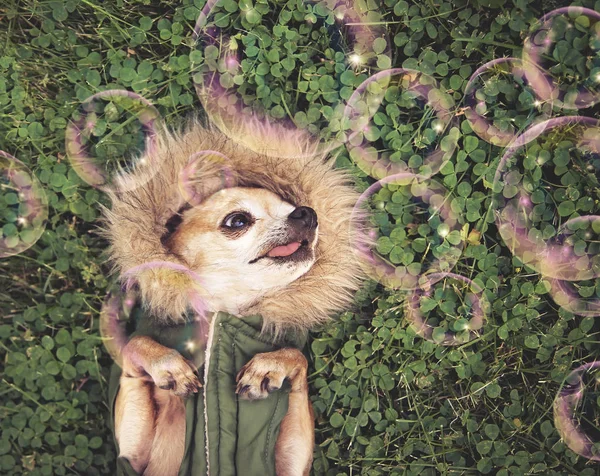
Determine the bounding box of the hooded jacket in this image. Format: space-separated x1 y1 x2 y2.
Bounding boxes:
100 118 371 475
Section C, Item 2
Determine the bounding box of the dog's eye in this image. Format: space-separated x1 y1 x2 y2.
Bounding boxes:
222 213 251 229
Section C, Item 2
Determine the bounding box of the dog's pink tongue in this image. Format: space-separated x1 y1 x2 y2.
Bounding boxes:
267 242 301 257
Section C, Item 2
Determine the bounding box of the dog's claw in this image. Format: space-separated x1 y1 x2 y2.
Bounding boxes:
235 354 288 400
148 352 202 397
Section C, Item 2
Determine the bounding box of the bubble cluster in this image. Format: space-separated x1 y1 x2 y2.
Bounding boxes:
191 0 392 158
492 116 600 282
404 272 488 346
0 151 48 258
65 90 160 191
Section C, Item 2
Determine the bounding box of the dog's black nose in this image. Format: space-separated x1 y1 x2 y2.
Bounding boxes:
288 206 318 229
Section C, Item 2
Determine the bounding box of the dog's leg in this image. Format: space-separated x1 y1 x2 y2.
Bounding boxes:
138 387 187 476
115 335 200 476
236 348 315 476
114 376 155 474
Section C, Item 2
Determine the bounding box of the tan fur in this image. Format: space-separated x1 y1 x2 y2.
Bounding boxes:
100 119 371 338
104 120 372 475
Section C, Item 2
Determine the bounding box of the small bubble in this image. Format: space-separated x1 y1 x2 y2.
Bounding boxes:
0 152 49 258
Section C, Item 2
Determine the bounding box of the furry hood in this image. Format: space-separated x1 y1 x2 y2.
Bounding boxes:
100 119 370 337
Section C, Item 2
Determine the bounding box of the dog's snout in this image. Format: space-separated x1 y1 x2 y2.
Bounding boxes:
288 206 317 229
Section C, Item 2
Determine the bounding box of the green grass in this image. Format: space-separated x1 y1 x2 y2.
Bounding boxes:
2 0 600 474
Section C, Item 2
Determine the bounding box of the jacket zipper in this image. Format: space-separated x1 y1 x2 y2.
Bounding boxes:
202 312 219 476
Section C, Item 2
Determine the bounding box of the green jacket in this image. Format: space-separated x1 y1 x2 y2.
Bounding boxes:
108 310 306 476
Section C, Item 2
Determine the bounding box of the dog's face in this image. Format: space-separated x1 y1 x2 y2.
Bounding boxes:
166 187 319 314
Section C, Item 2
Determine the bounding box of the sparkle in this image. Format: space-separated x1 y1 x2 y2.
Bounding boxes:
434 123 443 133
349 54 362 66
186 340 196 352
17 217 26 225
438 228 449 238
534 100 541 107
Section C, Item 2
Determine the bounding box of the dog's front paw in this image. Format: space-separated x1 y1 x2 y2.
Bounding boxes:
147 350 201 397
235 349 307 400
235 353 288 400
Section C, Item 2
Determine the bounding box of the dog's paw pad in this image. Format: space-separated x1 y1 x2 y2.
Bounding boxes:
149 352 201 397
235 355 285 400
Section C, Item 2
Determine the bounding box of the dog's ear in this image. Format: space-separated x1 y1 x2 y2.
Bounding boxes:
160 204 192 249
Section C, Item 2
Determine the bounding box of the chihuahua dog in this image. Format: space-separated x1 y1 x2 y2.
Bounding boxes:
102 120 369 476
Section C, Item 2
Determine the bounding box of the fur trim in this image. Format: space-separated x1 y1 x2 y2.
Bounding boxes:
100 118 372 337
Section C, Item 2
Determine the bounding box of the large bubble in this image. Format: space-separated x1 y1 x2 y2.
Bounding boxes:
0 151 48 258
404 272 488 346
522 7 600 110
554 362 600 461
464 58 552 147
101 261 212 368
351 173 465 291
65 90 161 191
346 69 459 180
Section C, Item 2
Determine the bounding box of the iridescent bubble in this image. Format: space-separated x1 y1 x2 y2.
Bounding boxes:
100 261 211 368
404 272 488 346
121 261 210 320
65 90 161 191
0 151 48 258
554 362 600 461
99 287 137 368
179 150 236 207
346 68 460 180
351 173 465 291
464 58 552 147
547 217 600 315
549 277 600 317
191 0 392 158
492 116 600 281
522 7 600 110
100 283 209 369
